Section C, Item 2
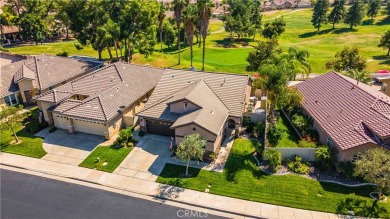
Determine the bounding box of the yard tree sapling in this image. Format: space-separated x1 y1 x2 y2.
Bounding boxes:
0 105 26 143
326 47 367 72
264 148 282 172
378 30 390 56
176 133 206 176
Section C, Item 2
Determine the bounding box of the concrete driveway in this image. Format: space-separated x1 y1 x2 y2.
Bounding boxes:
114 134 172 181
41 129 105 166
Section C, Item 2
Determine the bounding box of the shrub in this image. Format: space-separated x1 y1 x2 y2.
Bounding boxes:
74 43 83 50
286 155 310 174
48 127 57 133
291 114 308 130
336 161 356 179
264 148 282 172
209 152 216 161
127 142 134 147
298 136 317 148
253 122 265 138
242 116 252 127
251 139 264 155
266 124 282 147
114 126 133 147
56 51 68 57
138 130 145 137
246 122 255 133
315 146 334 171
0 46 9 52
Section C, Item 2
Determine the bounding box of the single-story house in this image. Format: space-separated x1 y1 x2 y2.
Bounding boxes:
0 54 102 107
295 71 390 161
137 69 252 156
35 63 164 139
376 75 390 97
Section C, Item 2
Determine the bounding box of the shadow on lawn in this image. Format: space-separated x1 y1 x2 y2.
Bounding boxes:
224 150 264 182
376 17 390 26
372 55 390 65
298 28 334 38
336 196 387 218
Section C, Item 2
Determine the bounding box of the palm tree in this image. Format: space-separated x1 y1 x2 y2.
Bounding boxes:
183 5 197 68
197 0 214 71
173 0 187 65
344 69 372 85
157 2 166 53
287 47 311 80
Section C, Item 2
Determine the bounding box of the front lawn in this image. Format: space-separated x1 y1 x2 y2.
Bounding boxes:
79 146 132 173
157 138 390 216
276 112 300 148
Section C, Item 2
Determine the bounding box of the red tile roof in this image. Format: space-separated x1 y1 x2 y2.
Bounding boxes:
296 71 390 150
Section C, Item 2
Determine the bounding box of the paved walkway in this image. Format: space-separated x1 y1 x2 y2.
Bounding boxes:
1 153 340 219
39 129 104 166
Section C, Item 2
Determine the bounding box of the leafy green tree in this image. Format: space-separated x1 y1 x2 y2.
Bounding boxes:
344 0 365 30
173 0 187 65
17 0 54 44
378 30 390 56
311 0 330 32
246 40 279 72
354 148 390 195
266 124 283 146
54 0 71 39
326 47 367 71
264 148 282 172
254 122 265 138
0 6 15 40
262 18 286 39
367 0 381 20
387 1 390 17
158 2 166 53
344 69 372 84
250 0 263 40
162 20 176 48
104 19 121 61
328 0 346 29
0 105 26 143
176 133 206 176
287 47 311 79
198 0 214 71
183 5 197 67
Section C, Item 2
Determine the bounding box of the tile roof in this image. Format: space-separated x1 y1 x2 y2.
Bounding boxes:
296 71 390 151
14 64 36 82
138 69 249 135
0 60 23 98
38 63 164 122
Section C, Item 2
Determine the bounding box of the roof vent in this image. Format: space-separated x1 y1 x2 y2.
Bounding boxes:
221 78 226 86
123 66 126 69
211 110 214 114
172 75 175 78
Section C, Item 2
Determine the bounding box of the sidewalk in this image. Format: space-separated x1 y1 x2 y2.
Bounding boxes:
0 152 340 219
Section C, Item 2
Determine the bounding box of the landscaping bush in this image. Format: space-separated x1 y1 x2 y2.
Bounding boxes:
209 152 216 161
246 122 255 133
114 126 133 147
298 136 317 148
336 161 357 179
74 43 83 50
138 130 145 137
291 114 309 130
48 127 57 133
315 146 335 171
266 124 282 147
0 46 9 52
286 155 310 174
56 51 68 57
264 148 281 172
253 122 265 138
251 139 264 155
242 116 252 127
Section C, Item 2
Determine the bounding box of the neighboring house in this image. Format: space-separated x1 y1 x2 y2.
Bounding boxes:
296 72 390 161
1 55 101 107
376 75 390 97
137 69 252 157
34 63 164 139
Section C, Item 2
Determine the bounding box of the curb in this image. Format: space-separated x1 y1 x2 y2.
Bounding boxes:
0 162 262 219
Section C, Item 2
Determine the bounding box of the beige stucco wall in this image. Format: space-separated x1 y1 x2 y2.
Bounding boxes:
170 100 199 113
17 79 34 103
74 119 107 136
243 82 252 112
338 143 381 161
380 78 390 96
175 123 224 152
37 101 56 124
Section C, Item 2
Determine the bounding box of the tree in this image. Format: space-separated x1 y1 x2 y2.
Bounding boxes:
0 105 26 143
343 69 372 84
198 0 214 71
183 5 197 68
344 0 365 30
266 124 283 147
173 0 187 65
262 18 286 39
54 0 71 39
104 19 120 61
246 40 279 72
311 0 330 32
264 148 282 172
354 148 390 195
250 0 263 40
367 0 380 20
378 30 390 56
328 0 346 29
162 20 176 48
176 133 206 176
315 146 335 171
287 47 311 79
157 2 166 53
254 122 265 138
0 6 15 40
387 1 390 17
326 47 367 72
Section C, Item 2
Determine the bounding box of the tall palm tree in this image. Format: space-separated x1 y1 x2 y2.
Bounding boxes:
197 0 214 71
173 0 187 65
183 5 197 68
157 2 166 53
287 47 311 79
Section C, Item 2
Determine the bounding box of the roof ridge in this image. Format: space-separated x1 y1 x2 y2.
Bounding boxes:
201 79 230 112
117 61 166 70
69 64 113 85
113 63 124 82
97 96 108 121
165 68 251 78
33 56 42 90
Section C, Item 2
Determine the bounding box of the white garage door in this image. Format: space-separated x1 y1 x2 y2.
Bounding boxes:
74 119 105 136
55 116 68 130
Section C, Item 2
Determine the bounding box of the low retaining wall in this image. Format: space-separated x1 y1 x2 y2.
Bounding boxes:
265 147 318 161
243 112 266 124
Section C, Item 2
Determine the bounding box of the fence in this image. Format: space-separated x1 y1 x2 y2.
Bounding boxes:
243 112 266 124
264 147 319 161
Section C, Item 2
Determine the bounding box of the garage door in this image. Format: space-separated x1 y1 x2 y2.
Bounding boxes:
74 119 105 136
146 120 175 136
55 116 68 130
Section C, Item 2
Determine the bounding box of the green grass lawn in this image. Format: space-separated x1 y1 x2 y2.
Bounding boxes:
276 112 300 148
79 146 132 172
157 138 390 216
7 9 390 74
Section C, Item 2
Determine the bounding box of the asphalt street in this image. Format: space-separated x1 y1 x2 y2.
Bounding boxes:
1 169 226 219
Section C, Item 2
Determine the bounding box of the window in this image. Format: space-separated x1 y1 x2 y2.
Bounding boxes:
326 137 333 147
184 102 188 110
3 94 18 106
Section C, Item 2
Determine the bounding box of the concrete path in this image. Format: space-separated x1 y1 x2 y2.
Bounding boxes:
1 153 342 219
41 129 104 166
